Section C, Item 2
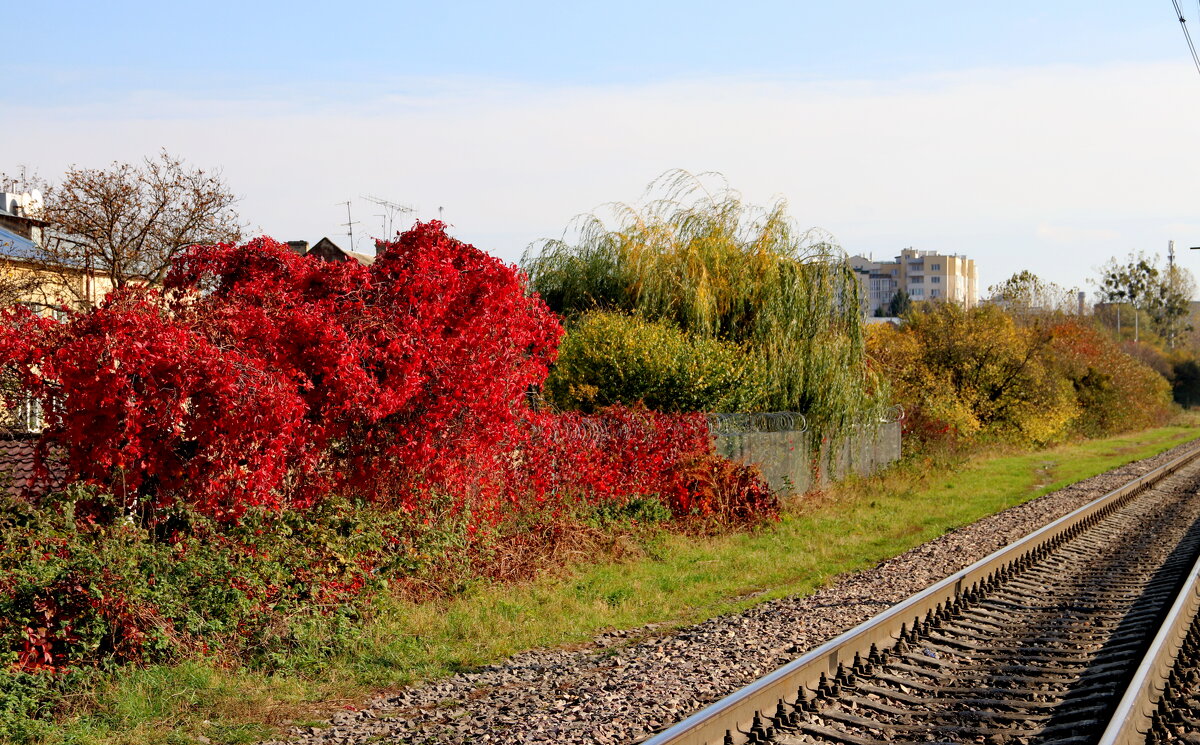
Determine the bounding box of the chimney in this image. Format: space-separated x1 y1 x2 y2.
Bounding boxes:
286 240 309 256
1078 291 1086 316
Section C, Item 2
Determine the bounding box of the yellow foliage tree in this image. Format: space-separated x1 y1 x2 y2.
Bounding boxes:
868 304 1078 444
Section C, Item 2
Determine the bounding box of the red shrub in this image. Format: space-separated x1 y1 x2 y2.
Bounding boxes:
0 293 303 519
161 225 563 514
509 407 777 526
1 223 775 529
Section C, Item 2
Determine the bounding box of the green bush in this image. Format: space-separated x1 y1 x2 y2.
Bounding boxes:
0 488 407 680
524 171 885 435
0 486 464 740
545 311 765 413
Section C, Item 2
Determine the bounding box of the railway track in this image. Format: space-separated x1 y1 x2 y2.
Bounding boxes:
1135 601 1200 744
642 446 1200 745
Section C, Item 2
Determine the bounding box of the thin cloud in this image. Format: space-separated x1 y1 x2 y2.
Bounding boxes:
6 61 1200 291
1036 224 1122 244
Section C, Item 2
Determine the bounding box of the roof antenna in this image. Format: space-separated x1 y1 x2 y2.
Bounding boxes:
362 195 415 237
338 200 360 251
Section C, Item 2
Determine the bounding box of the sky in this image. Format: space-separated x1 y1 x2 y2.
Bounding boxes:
6 1 1200 295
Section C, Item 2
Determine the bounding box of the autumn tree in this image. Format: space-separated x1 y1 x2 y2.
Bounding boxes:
2 152 243 301
868 303 1075 444
524 170 883 439
1094 251 1193 344
988 270 1080 320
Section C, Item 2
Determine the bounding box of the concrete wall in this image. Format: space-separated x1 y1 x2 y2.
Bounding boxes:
713 420 902 493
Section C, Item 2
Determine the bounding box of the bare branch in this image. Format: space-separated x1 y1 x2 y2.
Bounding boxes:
7 151 244 302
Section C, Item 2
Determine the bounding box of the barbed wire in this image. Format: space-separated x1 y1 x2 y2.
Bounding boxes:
524 391 902 441
705 411 808 435
881 404 905 424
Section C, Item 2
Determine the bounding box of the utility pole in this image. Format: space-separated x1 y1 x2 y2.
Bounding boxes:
1170 240 1177 348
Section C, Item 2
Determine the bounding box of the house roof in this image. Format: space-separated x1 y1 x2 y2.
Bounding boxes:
346 249 376 266
0 225 38 261
0 436 63 498
0 436 69 498
309 237 376 266
0 437 36 497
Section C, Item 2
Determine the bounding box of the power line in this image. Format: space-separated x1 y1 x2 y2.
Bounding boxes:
1172 0 1200 78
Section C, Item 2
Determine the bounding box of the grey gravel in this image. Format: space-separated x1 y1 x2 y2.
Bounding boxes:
261 439 1199 745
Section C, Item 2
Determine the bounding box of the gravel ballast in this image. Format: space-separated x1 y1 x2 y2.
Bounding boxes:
265 440 1200 745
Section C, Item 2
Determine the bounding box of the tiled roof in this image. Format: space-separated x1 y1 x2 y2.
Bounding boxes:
0 225 38 261
0 436 65 498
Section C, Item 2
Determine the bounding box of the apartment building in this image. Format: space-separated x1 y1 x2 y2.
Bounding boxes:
849 248 978 316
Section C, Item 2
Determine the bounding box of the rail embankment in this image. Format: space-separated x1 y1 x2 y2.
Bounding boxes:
255 425 1200 745
8 419 1194 745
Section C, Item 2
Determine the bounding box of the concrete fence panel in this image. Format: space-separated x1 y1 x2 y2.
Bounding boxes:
711 415 902 494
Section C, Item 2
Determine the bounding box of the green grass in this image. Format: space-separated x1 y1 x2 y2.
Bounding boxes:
31 421 1200 745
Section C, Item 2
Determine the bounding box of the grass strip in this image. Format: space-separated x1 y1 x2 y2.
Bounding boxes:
36 421 1200 745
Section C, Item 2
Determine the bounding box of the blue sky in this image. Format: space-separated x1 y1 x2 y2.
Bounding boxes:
10 2 1175 92
6 1 1200 293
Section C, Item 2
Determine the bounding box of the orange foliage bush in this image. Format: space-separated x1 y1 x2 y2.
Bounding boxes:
868 304 1172 448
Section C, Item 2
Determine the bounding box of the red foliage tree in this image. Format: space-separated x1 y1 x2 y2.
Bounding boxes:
0 291 304 518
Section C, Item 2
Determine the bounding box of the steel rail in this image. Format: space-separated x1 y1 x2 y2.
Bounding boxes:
640 444 1200 745
1098 532 1200 745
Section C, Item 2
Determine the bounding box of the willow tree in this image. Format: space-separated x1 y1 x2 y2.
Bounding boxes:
523 170 883 438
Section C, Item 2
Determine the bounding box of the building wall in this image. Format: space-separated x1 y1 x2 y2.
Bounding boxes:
851 248 978 315
2 258 113 313
0 214 43 245
0 261 116 433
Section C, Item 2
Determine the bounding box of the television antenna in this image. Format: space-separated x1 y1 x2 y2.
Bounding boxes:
362 195 415 238
337 201 360 251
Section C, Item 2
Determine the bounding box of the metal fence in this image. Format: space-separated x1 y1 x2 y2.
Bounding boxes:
709 406 903 493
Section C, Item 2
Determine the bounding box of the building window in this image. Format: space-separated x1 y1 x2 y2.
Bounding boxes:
17 396 42 432
931 263 941 270
910 276 924 283
930 276 941 284
931 289 940 298
19 302 70 322
910 288 924 297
